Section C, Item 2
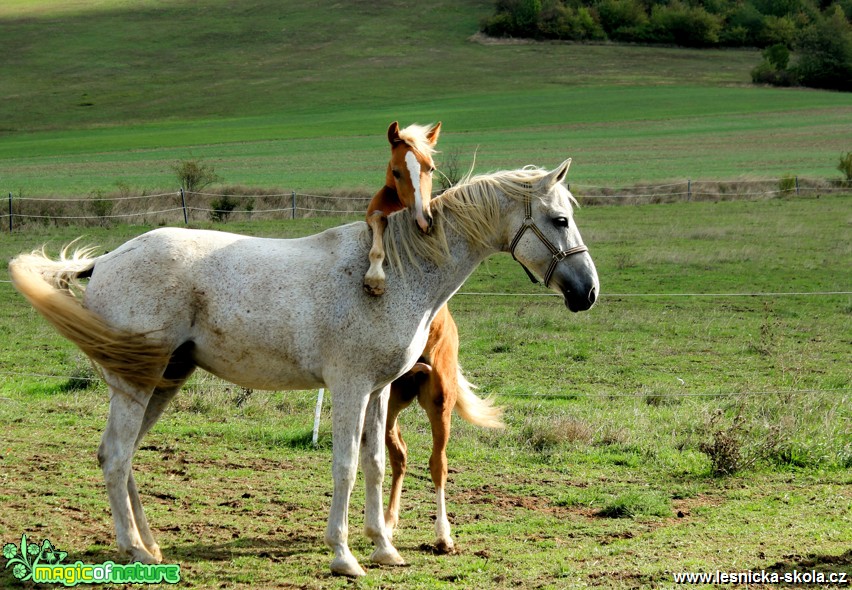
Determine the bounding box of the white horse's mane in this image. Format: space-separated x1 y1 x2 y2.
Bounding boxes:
383 165 575 275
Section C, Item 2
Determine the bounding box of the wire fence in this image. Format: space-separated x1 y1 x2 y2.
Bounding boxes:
2 176 850 231
1 177 848 401
0 368 846 403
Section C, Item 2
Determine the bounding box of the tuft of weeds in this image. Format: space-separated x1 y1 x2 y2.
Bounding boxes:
58 364 98 393
556 487 672 519
597 490 672 519
698 405 789 476
519 414 595 452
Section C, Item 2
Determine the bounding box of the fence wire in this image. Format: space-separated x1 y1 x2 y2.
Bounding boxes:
3 179 849 228
0 369 846 402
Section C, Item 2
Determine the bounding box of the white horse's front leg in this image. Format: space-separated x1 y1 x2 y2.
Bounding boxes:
364 212 388 296
325 388 371 577
361 386 405 566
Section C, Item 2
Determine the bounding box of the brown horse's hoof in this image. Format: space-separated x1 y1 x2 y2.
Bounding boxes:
363 281 385 296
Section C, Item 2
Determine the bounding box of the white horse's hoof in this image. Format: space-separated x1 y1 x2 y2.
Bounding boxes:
127 547 160 564
330 555 366 577
146 544 163 563
371 546 405 566
434 537 455 554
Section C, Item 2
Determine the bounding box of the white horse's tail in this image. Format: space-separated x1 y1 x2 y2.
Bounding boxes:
453 368 504 429
9 247 173 391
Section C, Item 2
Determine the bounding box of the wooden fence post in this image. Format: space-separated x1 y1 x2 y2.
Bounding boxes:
795 176 799 196
291 190 296 219
687 179 692 201
8 193 12 233
180 188 188 224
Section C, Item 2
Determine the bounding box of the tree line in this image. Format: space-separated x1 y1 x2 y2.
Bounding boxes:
481 0 852 91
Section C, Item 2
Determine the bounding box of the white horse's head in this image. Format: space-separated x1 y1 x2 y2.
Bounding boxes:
505 159 599 312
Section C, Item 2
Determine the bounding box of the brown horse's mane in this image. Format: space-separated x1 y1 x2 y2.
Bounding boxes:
397 123 438 158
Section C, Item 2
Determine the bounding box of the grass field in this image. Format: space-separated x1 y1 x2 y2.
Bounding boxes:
1 194 850 588
1 0 850 587
1 0 851 196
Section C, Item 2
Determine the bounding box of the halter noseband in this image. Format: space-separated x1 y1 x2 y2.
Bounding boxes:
509 193 589 288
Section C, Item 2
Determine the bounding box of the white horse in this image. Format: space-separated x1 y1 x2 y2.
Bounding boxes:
9 159 598 577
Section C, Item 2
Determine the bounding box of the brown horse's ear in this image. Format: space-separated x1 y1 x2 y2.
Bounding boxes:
410 361 432 375
426 122 442 146
388 121 403 146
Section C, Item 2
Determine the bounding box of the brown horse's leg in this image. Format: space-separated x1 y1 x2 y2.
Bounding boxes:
419 367 456 553
364 211 389 296
384 394 408 537
384 365 428 537
413 305 460 552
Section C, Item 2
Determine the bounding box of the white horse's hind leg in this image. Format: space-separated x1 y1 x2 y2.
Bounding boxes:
126 385 185 562
98 380 157 564
361 386 404 567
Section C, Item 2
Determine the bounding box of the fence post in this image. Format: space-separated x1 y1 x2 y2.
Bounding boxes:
795 176 799 196
312 388 325 448
180 188 188 225
687 179 692 201
8 193 12 233
291 190 296 220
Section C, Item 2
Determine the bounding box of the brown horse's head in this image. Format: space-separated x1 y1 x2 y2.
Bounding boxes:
386 121 441 233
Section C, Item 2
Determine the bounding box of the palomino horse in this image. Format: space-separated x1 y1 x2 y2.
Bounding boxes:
367 122 503 553
364 121 440 296
9 159 598 577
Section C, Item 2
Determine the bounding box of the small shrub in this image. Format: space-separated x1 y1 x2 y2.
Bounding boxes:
837 151 852 182
779 175 796 194
538 5 606 41
645 2 722 47
438 146 464 191
699 414 745 475
751 60 797 86
699 407 788 476
597 0 648 41
173 158 221 193
209 195 238 222
89 190 115 221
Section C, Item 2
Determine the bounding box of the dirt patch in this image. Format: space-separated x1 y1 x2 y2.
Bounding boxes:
454 483 555 513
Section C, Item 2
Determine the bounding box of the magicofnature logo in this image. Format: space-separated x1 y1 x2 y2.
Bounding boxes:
3 534 180 586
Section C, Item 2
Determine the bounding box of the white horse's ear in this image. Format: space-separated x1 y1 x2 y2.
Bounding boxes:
540 158 572 189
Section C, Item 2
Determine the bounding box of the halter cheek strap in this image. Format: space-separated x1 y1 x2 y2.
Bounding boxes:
509 194 589 288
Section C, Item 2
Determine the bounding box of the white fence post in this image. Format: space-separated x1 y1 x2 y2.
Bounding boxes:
312 388 324 448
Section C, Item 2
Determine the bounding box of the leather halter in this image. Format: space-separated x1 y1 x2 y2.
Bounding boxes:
509 194 589 288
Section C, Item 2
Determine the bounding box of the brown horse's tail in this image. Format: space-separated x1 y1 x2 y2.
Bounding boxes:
454 368 504 429
8 247 173 391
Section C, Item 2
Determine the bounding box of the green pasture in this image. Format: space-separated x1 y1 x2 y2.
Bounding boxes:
1 195 850 588
1 0 851 197
1 0 850 587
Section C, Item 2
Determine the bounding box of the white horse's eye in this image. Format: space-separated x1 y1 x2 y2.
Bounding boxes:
554 217 569 228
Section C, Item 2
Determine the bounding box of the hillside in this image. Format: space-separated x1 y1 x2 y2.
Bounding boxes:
0 0 850 194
